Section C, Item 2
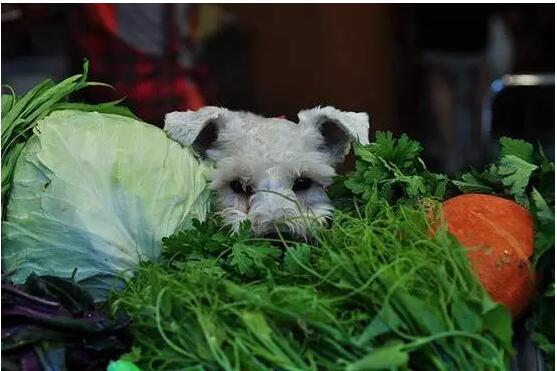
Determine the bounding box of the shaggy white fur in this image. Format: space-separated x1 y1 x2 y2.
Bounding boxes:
164 106 370 237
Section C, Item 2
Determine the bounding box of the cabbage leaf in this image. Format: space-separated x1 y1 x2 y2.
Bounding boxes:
2 110 211 300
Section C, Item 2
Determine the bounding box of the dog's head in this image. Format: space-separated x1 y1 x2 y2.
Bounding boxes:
164 106 369 237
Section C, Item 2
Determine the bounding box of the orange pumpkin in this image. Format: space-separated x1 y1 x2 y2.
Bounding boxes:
442 194 536 318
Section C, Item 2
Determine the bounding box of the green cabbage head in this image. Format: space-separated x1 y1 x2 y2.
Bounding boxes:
2 110 211 300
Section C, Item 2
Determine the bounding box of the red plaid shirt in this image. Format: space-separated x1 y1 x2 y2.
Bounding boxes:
68 4 205 126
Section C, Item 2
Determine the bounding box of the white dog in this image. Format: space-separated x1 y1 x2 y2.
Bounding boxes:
164 106 370 237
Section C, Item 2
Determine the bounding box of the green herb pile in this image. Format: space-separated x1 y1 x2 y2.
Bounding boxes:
111 132 556 371
112 203 512 370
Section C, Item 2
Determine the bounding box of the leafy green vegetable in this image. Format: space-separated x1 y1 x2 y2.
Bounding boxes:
454 137 553 207
112 191 513 370
341 132 448 205
499 137 535 164
498 155 538 203
2 110 212 301
228 242 281 279
1 60 136 218
451 169 504 194
283 244 312 275
530 188 555 268
345 343 409 370
53 100 138 120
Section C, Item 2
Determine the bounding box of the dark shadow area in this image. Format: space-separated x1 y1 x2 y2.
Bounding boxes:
2 3 554 173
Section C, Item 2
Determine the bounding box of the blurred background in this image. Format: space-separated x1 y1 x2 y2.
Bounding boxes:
2 3 555 173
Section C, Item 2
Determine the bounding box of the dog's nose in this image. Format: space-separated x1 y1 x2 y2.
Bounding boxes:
250 189 296 220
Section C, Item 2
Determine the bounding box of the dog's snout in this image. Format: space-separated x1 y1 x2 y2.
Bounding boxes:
250 188 295 217
250 205 295 225
247 188 299 236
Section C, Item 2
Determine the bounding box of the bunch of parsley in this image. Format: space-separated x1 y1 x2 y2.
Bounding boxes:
332 132 449 207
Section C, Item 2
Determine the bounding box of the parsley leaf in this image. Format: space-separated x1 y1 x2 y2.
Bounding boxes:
343 132 447 205
500 137 535 164
497 155 538 204
452 171 501 194
228 242 281 278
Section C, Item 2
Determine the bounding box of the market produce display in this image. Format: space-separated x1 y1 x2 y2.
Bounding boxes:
110 133 554 371
1 70 554 371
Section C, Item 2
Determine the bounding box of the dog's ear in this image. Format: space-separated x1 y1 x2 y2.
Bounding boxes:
298 106 370 163
164 106 228 157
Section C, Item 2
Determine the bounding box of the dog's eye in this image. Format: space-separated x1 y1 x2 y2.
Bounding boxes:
292 177 313 192
230 179 253 195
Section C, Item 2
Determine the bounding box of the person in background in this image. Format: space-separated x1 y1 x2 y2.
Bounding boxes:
68 4 205 125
